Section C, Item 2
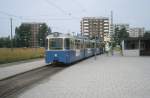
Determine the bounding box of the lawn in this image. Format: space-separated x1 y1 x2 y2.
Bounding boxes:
0 48 45 64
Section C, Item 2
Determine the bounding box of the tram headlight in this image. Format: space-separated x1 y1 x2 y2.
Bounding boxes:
54 54 58 57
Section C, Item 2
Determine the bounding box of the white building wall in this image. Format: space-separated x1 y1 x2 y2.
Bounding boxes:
123 50 140 56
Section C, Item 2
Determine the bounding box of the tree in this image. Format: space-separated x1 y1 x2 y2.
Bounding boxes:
113 27 129 46
48 27 52 34
113 27 120 45
0 36 11 48
144 31 150 38
15 24 31 47
38 23 49 47
120 28 129 42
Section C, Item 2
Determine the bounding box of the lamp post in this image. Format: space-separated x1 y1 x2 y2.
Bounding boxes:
93 23 97 60
94 36 97 60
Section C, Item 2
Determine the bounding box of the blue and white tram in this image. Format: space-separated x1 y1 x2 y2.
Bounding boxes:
45 32 101 64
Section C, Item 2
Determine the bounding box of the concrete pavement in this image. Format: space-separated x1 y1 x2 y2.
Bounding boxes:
0 59 46 80
12 55 150 98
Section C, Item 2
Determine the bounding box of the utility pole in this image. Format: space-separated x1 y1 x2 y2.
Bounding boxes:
110 11 113 36
94 35 97 60
110 11 114 55
10 18 13 51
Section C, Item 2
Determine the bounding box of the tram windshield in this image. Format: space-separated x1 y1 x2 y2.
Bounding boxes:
49 38 63 50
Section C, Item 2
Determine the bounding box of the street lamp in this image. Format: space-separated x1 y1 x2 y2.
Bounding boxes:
94 34 97 60
93 23 97 60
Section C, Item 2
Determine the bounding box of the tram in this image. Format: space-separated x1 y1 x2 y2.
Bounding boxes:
45 32 102 64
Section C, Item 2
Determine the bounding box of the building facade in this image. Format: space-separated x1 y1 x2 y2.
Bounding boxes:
80 17 109 42
22 22 47 47
129 27 145 37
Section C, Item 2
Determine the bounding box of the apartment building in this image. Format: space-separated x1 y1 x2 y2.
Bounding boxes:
80 17 109 42
22 22 46 47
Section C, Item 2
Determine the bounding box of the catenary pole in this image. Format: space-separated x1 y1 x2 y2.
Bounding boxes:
10 18 13 51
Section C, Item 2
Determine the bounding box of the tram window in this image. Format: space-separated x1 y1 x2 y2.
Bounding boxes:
87 42 89 48
84 41 86 48
90 42 93 48
70 39 74 49
75 40 80 49
64 38 70 49
45 39 48 50
92 43 95 48
49 38 63 50
85 41 88 48
96 44 99 48
81 40 84 49
75 40 77 49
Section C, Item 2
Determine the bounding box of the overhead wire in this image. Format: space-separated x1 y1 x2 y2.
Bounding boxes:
0 0 84 20
43 0 70 16
43 0 80 19
70 0 87 13
0 0 82 34
0 10 22 19
0 10 80 21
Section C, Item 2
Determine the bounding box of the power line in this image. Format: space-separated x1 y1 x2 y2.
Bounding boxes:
0 10 80 21
0 0 81 21
70 0 87 13
20 17 80 20
0 10 22 19
0 1 83 20
43 0 70 16
43 0 80 19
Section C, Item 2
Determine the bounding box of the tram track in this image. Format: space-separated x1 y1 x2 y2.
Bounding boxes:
0 65 65 98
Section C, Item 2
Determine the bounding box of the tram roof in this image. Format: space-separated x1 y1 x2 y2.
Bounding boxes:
46 32 99 41
46 33 73 39
46 32 88 40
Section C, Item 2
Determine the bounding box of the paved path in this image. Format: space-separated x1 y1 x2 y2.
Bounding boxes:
11 55 150 98
0 59 45 80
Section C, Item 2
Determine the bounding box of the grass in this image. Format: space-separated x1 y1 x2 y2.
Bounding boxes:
0 48 45 64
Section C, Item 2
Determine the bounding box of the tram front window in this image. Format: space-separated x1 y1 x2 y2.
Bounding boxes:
64 38 70 49
49 38 63 50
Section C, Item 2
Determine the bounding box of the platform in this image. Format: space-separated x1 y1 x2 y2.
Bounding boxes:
0 59 45 80
14 55 150 98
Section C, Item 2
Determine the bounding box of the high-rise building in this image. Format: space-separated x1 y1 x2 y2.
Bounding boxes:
129 27 145 37
22 22 48 47
80 17 109 42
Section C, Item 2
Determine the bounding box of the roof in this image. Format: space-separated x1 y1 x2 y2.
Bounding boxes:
123 37 150 41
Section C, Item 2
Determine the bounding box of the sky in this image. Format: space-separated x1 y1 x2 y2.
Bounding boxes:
0 0 149 37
